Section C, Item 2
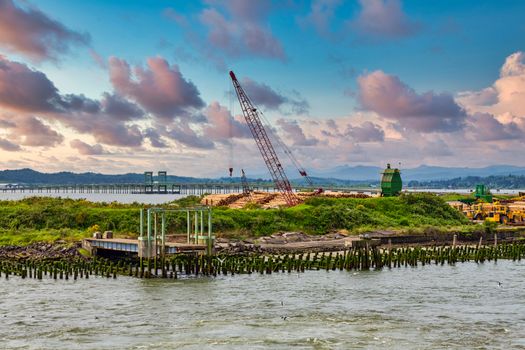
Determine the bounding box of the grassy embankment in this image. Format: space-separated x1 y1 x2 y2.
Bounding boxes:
0 193 472 246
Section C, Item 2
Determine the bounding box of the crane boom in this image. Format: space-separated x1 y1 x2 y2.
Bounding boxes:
229 71 299 206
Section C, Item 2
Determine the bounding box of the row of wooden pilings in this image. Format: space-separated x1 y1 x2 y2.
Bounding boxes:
1 243 524 280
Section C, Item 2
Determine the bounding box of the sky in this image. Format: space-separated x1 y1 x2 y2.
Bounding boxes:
0 0 525 178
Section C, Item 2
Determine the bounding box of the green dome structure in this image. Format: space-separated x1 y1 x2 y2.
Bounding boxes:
381 164 402 197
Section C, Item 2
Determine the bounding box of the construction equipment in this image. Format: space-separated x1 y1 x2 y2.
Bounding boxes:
240 169 251 195
381 164 402 197
229 71 299 206
474 184 493 202
460 201 524 224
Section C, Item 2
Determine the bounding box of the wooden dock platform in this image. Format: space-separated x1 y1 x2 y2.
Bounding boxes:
82 238 206 256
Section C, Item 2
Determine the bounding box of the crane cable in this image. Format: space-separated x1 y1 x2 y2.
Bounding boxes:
228 76 234 178
257 109 315 188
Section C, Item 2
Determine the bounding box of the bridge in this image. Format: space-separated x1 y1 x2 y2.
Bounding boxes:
0 182 380 195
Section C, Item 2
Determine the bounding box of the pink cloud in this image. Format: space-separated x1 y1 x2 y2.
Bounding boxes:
358 70 467 132
276 118 319 146
298 0 342 37
197 0 285 63
1 115 63 147
351 0 420 40
459 52 525 117
202 101 250 141
164 122 214 149
241 77 309 114
0 55 61 112
0 137 20 151
345 121 385 142
109 56 204 120
467 113 521 142
70 139 105 155
0 0 89 61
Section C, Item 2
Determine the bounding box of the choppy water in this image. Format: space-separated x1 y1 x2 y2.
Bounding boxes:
1 261 524 349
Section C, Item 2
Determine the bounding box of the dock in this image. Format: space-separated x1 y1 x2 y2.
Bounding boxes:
82 238 206 256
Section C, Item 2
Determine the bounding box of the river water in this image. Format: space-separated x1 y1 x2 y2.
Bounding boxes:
0 192 185 204
1 260 524 349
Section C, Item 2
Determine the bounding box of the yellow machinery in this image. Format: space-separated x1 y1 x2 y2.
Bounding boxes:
466 202 524 224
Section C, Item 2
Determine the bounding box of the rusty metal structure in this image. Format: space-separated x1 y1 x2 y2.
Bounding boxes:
229 70 299 206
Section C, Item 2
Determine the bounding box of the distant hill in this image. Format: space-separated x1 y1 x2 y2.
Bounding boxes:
310 164 525 181
409 175 525 189
0 168 210 185
2 165 525 185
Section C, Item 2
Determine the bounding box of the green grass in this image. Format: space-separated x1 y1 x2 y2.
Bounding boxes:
0 193 471 245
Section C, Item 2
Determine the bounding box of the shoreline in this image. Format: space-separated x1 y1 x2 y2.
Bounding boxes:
1 228 523 259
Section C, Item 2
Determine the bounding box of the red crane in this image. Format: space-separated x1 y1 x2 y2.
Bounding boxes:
229 71 300 206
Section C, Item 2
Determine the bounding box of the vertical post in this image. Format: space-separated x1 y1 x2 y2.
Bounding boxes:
139 209 144 239
162 212 166 250
154 212 157 275
147 209 151 242
146 209 151 275
208 208 212 255
187 210 190 244
494 233 497 247
452 234 457 248
139 208 143 269
161 212 166 278
200 210 204 243
478 235 483 249
194 211 198 244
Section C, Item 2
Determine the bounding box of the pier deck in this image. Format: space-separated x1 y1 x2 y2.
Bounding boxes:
82 238 206 256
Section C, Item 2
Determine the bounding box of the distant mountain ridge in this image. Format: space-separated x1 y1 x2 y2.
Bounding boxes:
0 168 210 185
310 164 525 181
1 165 525 185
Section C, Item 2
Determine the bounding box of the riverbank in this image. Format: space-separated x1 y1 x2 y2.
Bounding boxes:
0 193 470 245
2 227 524 260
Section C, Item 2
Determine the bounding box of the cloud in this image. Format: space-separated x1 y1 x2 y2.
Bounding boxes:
58 113 144 147
0 137 20 151
350 0 420 40
357 70 467 132
242 77 309 114
100 92 143 121
89 49 107 69
456 51 525 145
457 87 498 107
70 139 105 155
276 119 319 146
108 56 205 120
202 101 250 141
199 7 284 60
345 121 385 142
165 122 215 149
458 52 525 118
467 113 521 142
464 51 525 117
0 55 62 112
1 115 63 147
163 0 284 68
144 128 168 148
0 0 89 61
298 0 342 37
0 56 148 148
163 8 189 27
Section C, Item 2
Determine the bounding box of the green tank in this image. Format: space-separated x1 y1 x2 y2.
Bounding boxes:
474 184 492 202
381 164 402 197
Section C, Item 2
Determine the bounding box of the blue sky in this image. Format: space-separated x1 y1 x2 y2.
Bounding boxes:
0 0 525 176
